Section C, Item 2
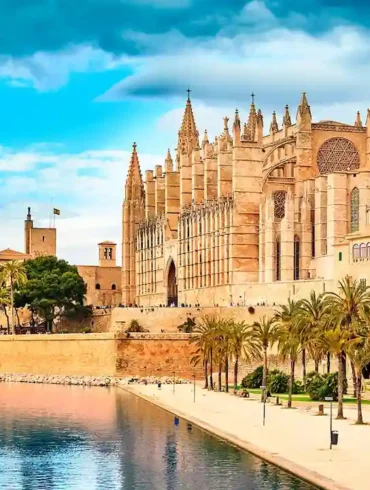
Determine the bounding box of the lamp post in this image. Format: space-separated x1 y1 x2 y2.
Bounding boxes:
193 374 196 403
325 396 337 449
173 370 175 395
261 385 266 426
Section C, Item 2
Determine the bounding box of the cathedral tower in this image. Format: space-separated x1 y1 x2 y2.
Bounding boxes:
122 143 145 305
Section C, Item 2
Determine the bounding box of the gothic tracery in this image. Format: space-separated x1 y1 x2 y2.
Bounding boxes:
317 137 360 175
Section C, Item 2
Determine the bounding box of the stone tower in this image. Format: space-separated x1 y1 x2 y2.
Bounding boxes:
98 241 117 267
24 207 57 258
122 143 145 305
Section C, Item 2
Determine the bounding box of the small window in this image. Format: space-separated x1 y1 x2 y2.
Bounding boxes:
338 252 342 262
95 283 101 290
112 284 116 290
42 236 45 242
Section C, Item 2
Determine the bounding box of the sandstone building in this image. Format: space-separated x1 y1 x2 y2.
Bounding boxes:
122 92 370 307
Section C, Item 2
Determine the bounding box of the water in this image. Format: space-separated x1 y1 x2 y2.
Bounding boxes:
0 383 316 490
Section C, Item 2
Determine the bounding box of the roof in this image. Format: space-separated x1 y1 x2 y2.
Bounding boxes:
98 241 116 246
0 248 30 260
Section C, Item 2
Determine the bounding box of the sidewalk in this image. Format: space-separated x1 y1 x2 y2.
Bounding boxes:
121 383 370 490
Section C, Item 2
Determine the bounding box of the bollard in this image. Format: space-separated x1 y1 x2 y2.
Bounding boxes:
318 404 325 416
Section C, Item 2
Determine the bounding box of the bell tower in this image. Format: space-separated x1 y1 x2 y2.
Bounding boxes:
98 241 117 267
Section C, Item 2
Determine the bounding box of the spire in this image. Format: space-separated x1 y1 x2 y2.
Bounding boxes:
270 111 279 134
256 109 264 145
177 90 199 156
233 109 241 144
125 142 144 200
165 148 173 172
297 92 311 118
243 94 257 141
355 111 363 127
233 109 240 129
283 105 292 127
202 129 209 150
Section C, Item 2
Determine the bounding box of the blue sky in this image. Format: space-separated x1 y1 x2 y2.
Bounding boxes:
1 0 370 264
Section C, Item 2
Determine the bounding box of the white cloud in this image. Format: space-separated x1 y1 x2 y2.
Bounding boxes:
0 146 161 265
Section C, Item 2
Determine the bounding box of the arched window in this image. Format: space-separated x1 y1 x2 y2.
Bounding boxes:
95 283 101 290
112 284 117 290
353 244 360 259
276 236 281 281
360 243 366 258
350 187 360 233
317 138 360 175
273 191 287 220
294 235 300 280
367 243 370 258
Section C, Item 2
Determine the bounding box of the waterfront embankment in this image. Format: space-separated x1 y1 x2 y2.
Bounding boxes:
122 383 370 490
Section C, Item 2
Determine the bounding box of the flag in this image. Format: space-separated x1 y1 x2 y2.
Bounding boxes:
53 208 60 216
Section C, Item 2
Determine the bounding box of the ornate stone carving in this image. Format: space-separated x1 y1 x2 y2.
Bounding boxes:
312 123 366 133
317 137 360 175
273 191 287 219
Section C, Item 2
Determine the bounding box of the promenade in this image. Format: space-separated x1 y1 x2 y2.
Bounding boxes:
123 383 370 490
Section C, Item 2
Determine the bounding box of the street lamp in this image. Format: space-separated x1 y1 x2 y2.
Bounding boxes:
325 396 338 449
193 374 196 403
173 370 176 395
261 385 267 426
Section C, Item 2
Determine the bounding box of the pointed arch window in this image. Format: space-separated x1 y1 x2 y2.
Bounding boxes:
350 187 360 233
276 236 281 281
353 244 360 259
294 235 300 280
273 191 287 220
360 243 366 258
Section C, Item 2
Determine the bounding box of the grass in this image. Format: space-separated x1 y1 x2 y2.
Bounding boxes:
241 388 370 405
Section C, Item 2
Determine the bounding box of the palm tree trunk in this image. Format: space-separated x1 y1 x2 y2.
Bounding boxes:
327 353 331 373
3 307 10 334
218 362 222 391
225 355 229 393
302 348 306 380
10 278 14 335
288 358 295 408
262 347 268 402
209 348 214 390
314 359 319 373
337 353 345 419
204 359 208 389
356 370 363 424
350 361 357 398
15 309 20 328
234 356 238 392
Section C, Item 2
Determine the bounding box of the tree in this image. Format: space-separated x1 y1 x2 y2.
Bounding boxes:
346 335 370 424
317 328 350 419
191 316 219 390
0 284 10 333
0 260 27 334
323 276 370 398
15 256 86 332
298 291 327 377
229 320 261 393
252 316 279 400
275 299 302 408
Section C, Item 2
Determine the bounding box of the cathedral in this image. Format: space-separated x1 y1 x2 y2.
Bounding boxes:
122 92 370 307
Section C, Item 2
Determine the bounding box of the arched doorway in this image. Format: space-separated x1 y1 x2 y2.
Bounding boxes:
167 260 178 306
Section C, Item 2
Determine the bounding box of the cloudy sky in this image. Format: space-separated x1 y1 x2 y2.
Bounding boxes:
0 0 369 265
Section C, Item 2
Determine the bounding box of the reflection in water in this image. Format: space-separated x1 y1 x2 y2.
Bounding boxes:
0 383 316 490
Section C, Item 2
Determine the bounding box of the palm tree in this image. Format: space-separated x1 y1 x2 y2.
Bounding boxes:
230 320 261 392
317 327 350 419
190 316 219 390
323 276 370 397
346 334 370 424
298 291 327 377
0 261 27 335
275 299 301 408
252 316 279 400
0 285 10 333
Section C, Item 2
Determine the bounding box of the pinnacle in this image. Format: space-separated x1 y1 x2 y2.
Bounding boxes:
270 111 279 134
126 142 144 196
355 111 363 127
177 91 199 155
203 129 209 143
283 105 292 126
299 92 311 117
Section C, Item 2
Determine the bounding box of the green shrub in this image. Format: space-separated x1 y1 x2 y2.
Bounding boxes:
241 365 264 389
80 327 92 334
293 380 304 394
268 371 289 394
306 372 347 401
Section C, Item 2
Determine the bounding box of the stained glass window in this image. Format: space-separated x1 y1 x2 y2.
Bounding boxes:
350 187 360 233
273 191 287 220
276 236 281 281
294 235 300 280
317 138 360 175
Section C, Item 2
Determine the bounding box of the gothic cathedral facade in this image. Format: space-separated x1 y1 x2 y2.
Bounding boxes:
122 93 370 307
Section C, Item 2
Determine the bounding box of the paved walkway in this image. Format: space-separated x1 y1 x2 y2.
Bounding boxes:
122 383 370 490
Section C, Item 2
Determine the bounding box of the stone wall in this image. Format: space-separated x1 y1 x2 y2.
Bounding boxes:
0 333 202 379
